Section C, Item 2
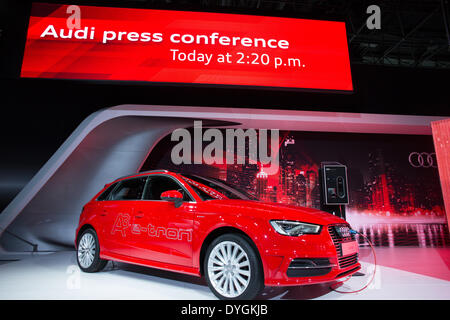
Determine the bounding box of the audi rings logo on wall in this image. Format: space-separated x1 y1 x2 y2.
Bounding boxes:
408 152 437 168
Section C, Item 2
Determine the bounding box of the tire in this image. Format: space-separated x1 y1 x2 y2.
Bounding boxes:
76 228 107 273
204 233 264 300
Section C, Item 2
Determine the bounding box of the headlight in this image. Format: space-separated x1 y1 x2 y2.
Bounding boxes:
270 220 321 236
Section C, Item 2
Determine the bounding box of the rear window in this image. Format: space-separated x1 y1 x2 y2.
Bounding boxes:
110 177 147 200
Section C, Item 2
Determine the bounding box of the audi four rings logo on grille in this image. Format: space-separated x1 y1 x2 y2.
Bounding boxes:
408 152 437 168
336 226 351 238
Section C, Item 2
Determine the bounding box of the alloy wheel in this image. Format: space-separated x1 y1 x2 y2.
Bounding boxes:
207 241 251 298
78 232 96 269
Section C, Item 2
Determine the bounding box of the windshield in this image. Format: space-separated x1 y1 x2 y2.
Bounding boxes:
181 174 259 201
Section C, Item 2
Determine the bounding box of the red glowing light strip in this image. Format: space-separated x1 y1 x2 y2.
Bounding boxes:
431 119 450 229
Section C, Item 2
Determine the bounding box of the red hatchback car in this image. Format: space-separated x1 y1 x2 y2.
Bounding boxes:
75 170 361 299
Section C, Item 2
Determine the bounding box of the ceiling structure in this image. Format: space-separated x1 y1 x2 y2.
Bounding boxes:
120 0 450 69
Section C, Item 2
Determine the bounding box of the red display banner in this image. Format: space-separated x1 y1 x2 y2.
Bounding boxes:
21 3 353 91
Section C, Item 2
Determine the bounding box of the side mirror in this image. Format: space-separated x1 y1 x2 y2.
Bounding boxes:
160 190 183 208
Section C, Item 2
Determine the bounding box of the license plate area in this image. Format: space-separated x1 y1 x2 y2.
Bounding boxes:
341 241 358 256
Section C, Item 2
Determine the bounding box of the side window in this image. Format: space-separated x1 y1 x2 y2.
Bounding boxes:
110 177 147 201
97 182 118 201
143 176 192 201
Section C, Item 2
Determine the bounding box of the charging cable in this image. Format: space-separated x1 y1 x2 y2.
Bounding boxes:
329 229 377 294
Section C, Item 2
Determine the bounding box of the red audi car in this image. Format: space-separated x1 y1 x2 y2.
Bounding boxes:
75 170 360 299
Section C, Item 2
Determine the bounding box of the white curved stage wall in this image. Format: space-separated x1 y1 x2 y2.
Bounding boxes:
0 105 443 252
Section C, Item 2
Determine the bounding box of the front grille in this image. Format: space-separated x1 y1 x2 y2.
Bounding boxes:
328 226 343 256
338 253 358 269
335 266 360 279
328 224 359 269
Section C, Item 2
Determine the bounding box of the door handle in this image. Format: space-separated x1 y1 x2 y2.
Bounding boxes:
99 210 108 217
135 212 144 219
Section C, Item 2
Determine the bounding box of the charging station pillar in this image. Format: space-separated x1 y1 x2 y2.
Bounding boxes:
319 162 349 220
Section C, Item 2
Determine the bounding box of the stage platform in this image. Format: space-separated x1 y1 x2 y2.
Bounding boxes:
0 247 449 300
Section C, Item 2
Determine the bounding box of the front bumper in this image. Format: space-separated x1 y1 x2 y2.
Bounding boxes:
262 224 361 286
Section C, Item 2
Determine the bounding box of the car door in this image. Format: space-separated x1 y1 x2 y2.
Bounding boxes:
93 182 118 253
130 175 195 267
100 176 148 257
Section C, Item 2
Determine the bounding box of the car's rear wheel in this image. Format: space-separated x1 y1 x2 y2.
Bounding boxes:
204 233 264 300
77 228 107 273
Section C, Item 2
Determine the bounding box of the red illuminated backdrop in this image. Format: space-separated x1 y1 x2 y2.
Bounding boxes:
21 3 353 91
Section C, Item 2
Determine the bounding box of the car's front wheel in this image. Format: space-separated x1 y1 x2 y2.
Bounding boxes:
77 228 107 273
204 233 264 300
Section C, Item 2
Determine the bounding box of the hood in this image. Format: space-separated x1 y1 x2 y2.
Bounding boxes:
207 199 346 226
